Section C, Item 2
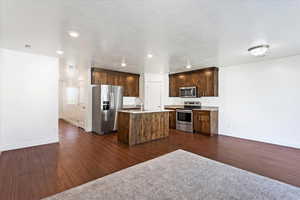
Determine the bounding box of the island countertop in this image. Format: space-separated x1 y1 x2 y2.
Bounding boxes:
118 109 172 114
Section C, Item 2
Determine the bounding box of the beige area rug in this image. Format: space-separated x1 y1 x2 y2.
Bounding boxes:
43 150 300 200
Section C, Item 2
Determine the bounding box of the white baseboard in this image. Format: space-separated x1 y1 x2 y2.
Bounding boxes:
219 131 300 149
85 127 92 132
61 117 78 127
2 136 59 151
61 117 86 130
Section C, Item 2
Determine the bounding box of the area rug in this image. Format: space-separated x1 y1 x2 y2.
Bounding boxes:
43 150 300 200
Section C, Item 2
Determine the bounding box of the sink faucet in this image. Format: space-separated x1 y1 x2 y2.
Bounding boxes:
137 98 144 111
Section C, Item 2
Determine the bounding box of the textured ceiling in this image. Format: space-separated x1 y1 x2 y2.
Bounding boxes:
1 0 300 73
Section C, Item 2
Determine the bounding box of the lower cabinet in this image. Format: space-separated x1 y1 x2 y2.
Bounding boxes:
169 110 176 129
193 110 218 136
165 107 218 135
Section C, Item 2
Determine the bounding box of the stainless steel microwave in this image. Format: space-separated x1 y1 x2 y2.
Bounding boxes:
179 87 197 98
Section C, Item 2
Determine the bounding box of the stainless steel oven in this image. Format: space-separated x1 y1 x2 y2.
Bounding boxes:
179 87 197 98
176 110 193 133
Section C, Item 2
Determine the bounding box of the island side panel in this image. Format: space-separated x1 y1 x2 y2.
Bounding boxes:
163 112 170 138
151 112 169 140
129 112 169 146
117 112 130 144
129 113 142 145
144 113 153 143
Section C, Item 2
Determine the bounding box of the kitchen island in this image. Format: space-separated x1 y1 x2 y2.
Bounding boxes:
117 110 171 146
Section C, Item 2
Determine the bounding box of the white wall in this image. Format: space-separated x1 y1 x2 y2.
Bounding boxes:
0 51 4 152
0 49 59 151
219 55 300 149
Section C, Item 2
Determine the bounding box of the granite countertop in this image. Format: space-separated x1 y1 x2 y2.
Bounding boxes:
118 109 172 114
192 106 219 111
164 105 219 112
164 105 184 109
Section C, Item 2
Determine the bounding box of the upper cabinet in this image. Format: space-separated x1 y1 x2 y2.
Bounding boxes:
169 67 219 97
91 68 140 97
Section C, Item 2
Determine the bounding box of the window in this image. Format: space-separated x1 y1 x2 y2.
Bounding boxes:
66 87 79 105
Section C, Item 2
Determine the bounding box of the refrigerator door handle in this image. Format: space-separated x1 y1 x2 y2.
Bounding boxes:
110 92 115 109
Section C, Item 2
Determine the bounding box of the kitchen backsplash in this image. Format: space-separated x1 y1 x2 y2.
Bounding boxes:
123 97 140 105
165 97 220 107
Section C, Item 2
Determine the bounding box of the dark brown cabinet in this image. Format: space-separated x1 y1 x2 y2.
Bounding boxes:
169 67 218 97
169 75 178 97
92 71 107 84
91 68 140 97
193 110 218 136
125 75 139 97
169 110 176 129
164 107 177 129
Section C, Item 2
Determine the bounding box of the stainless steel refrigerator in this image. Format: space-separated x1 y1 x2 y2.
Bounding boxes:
92 85 123 134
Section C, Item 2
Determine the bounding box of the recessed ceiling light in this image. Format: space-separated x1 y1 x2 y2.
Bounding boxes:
121 62 127 67
186 64 192 69
248 44 270 57
185 58 192 69
147 54 153 58
68 31 80 38
56 50 64 55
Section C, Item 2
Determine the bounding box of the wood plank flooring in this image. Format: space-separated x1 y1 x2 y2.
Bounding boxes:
0 119 300 200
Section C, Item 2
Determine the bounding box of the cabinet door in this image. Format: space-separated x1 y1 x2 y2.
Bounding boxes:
169 75 177 97
131 75 139 97
176 74 186 88
203 68 218 97
124 76 130 96
193 111 200 132
125 75 139 97
169 111 176 129
199 71 207 97
183 73 193 87
174 75 180 96
203 69 214 96
106 72 115 85
199 111 211 135
113 73 120 85
193 111 211 135
92 71 107 85
191 71 205 97
118 74 126 92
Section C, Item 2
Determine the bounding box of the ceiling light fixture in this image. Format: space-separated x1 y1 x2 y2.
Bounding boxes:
185 58 192 69
121 57 127 67
68 31 80 38
147 53 153 58
56 50 64 55
248 44 270 57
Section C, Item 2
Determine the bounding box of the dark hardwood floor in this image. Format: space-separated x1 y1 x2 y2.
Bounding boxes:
0 120 300 200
